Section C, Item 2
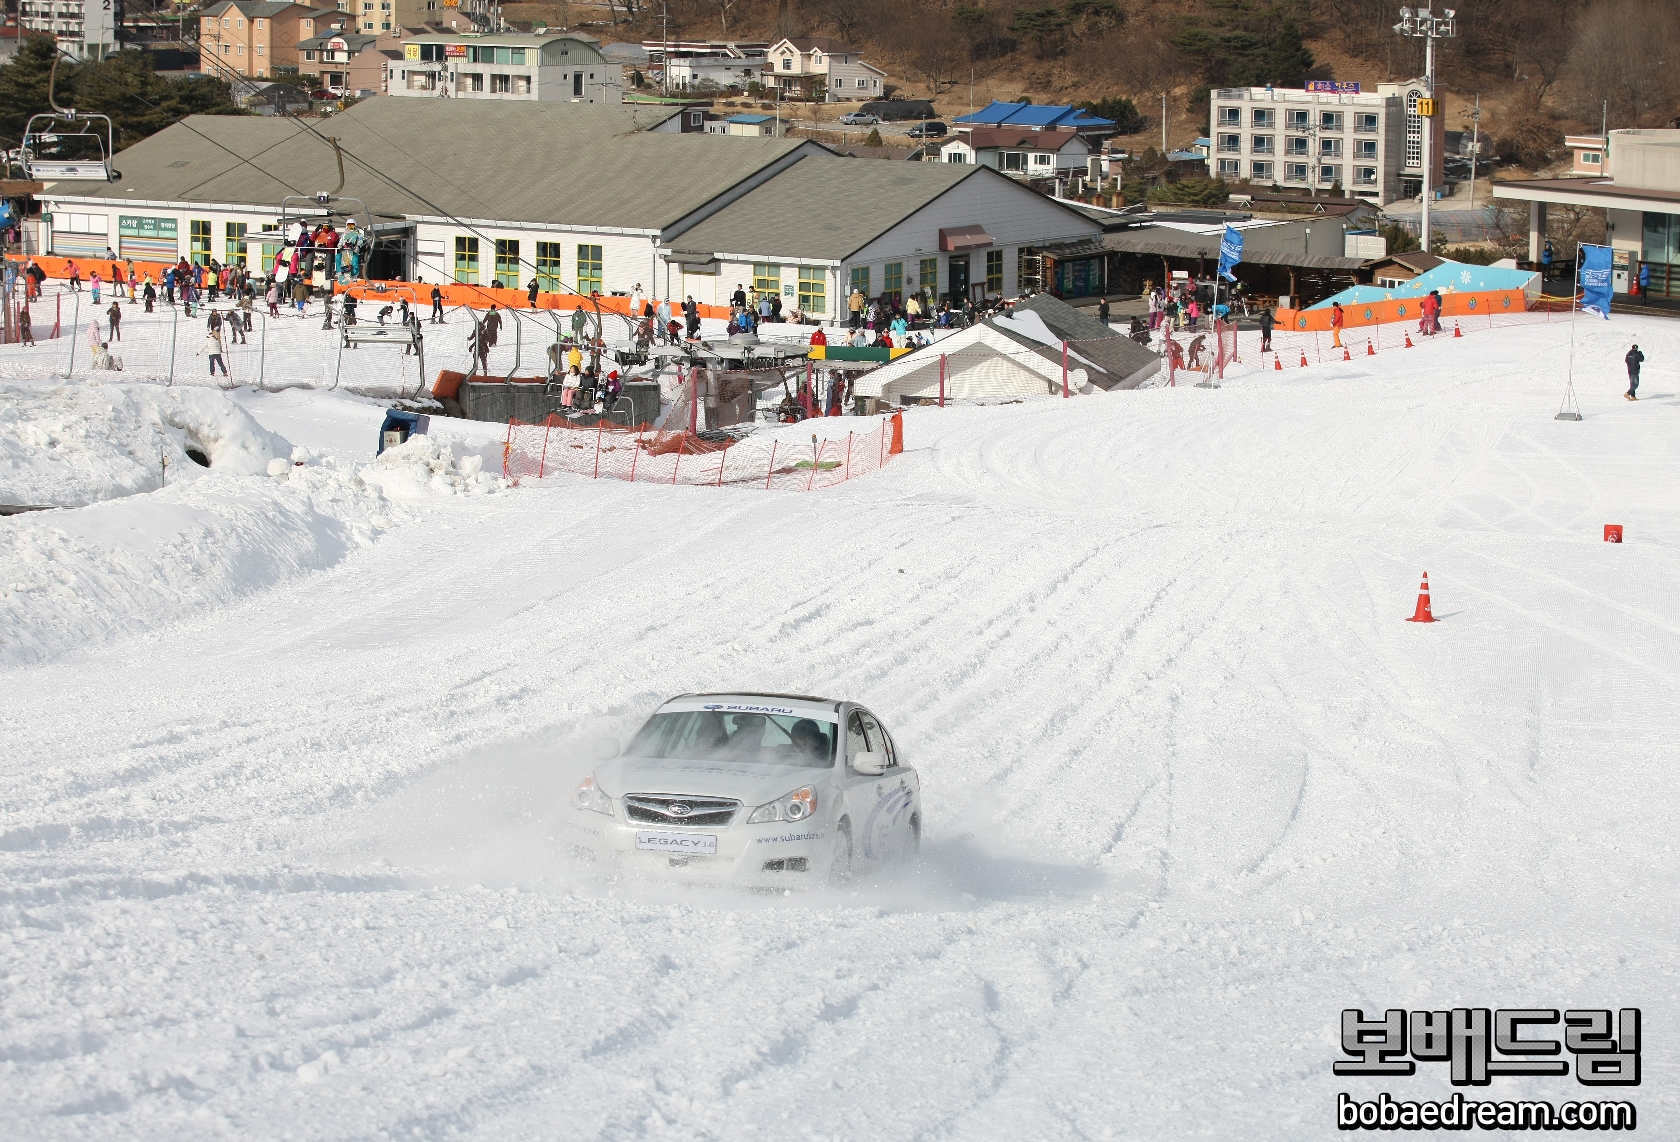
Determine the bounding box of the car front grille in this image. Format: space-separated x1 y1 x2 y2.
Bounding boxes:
624 793 740 828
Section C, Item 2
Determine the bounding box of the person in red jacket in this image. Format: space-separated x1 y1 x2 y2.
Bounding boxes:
810 326 827 347
1330 301 1345 348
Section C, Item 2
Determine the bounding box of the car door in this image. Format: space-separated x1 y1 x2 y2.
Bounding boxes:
854 708 917 863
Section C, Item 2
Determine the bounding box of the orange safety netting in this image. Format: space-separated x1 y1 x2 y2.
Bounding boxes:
502 407 904 491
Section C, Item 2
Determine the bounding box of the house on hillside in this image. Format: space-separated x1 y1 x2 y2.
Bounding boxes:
952 101 1117 140
725 113 777 137
939 127 1091 176
760 38 885 102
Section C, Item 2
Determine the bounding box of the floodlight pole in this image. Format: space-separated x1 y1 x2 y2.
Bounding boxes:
1395 5 1456 254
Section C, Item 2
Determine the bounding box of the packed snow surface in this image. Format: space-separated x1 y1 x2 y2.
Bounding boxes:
2 316 1679 1138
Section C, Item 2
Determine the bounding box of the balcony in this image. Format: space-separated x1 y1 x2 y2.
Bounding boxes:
1320 140 1343 158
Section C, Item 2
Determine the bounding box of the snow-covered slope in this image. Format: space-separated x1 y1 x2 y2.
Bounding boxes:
2 315 1678 1138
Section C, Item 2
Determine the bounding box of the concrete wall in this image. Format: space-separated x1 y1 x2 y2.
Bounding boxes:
1608 131 1680 192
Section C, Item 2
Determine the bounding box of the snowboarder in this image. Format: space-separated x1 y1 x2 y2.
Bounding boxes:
1625 344 1643 400
1330 301 1345 348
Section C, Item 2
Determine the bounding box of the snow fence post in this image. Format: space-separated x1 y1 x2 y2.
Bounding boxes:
52 293 60 340
765 440 778 488
672 436 683 485
502 418 515 479
1062 340 1069 397
592 418 604 479
537 413 553 479
629 424 644 482
939 353 946 407
166 300 177 387
258 313 266 389
806 439 822 491
845 431 853 481
715 444 725 487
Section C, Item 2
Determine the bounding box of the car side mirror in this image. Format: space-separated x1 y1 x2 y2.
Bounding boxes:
851 750 887 776
590 737 619 761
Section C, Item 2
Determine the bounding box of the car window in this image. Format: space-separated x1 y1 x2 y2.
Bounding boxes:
846 710 871 761
626 711 836 768
859 712 894 767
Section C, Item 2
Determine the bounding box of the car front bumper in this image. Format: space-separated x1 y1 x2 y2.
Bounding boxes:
562 811 835 885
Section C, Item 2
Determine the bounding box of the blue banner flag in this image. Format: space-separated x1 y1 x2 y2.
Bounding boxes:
1218 225 1243 282
1579 244 1613 319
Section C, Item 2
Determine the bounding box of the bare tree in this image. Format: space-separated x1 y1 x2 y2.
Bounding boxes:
904 11 962 94
1562 0 1680 128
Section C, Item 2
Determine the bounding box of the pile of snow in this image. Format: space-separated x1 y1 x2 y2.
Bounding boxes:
356 433 506 502
0 382 293 509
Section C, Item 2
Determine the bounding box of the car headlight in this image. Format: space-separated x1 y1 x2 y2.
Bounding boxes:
747 785 817 825
573 773 614 816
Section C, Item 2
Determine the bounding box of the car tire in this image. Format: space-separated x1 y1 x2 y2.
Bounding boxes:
830 818 853 883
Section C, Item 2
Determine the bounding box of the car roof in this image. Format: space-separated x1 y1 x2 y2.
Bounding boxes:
674 691 845 709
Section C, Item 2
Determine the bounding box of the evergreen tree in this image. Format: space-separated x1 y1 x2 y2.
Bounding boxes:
1268 21 1315 87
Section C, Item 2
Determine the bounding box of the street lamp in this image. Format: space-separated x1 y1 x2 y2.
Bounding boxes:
1394 5 1456 252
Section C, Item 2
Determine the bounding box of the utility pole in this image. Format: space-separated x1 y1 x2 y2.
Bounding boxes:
1161 92 1168 152
660 0 670 97
1395 5 1456 253
1467 94 1480 213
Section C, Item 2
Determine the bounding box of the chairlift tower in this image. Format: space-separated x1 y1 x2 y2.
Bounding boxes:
1394 5 1456 253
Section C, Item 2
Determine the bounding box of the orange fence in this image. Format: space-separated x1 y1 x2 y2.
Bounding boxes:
7 252 180 285
1277 288 1530 333
503 411 904 491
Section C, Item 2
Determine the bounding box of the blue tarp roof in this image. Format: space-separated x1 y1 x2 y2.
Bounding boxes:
952 101 1114 130
726 113 774 124
1309 259 1542 309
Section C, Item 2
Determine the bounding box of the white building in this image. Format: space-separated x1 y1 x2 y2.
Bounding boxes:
391 32 621 102
31 99 1100 324
665 54 761 92
761 37 885 102
940 127 1091 176
17 0 120 60
1208 82 1443 206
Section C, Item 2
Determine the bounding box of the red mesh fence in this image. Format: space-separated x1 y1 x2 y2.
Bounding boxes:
502 409 903 491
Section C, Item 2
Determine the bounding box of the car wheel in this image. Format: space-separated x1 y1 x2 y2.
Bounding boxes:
829 818 852 883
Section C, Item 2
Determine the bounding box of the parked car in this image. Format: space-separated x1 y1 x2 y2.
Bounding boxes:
838 112 880 126
309 89 334 101
568 692 921 885
907 121 947 139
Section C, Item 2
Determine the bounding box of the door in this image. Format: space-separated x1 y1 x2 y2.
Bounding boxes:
846 709 916 863
947 255 969 302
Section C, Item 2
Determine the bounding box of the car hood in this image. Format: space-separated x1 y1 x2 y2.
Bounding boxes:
594 756 831 806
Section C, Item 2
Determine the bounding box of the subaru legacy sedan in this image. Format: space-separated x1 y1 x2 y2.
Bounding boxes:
568 693 920 884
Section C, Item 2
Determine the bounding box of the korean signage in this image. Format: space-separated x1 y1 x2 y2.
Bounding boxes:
1306 81 1361 94
445 43 466 56
1335 1007 1639 1131
118 216 178 240
404 43 419 59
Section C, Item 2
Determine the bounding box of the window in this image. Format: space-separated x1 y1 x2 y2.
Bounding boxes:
1285 136 1308 156
1355 139 1378 159
256 18 264 27
1217 158 1240 176
1032 153 1053 167
1320 138 1342 157
1321 112 1344 131
1218 133 1240 153
454 235 479 284
513 75 529 94
883 261 902 303
1642 211 1680 265
1286 109 1309 130
535 241 562 292
493 238 519 286
236 44 245 55
798 266 826 314
1284 162 1309 182
511 47 525 64
944 151 968 163
1581 151 1602 166
577 244 602 293
466 72 484 91
491 73 511 93
257 44 265 55
260 240 283 269
1405 91 1422 168
190 219 213 265
1251 135 1273 154
985 249 1003 294
304 49 315 61
573 71 582 97
419 42 444 61
222 16 230 26
850 266 869 298
1355 112 1379 132
1002 151 1026 171
225 221 248 266
918 257 937 300
1320 164 1342 184
1250 160 1273 180
1217 106 1240 126
1252 108 1274 128
1354 166 1378 186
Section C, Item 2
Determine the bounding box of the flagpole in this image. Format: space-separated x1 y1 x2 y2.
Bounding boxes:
1557 246 1583 421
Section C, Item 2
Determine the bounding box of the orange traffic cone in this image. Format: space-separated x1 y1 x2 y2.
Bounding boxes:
1274 355 1283 371
1300 352 1309 368
1407 572 1436 623
1453 322 1462 338
1404 333 1414 348
1367 341 1375 356
1342 346 1352 361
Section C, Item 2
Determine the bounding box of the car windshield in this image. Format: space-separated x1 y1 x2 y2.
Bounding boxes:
625 711 837 769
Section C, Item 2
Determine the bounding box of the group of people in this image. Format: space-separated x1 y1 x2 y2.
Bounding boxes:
1144 280 1238 334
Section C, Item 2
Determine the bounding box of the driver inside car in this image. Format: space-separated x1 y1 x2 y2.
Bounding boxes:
790 718 828 765
724 713 768 760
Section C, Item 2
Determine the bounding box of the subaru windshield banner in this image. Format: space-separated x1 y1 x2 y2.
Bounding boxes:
1218 225 1243 282
1579 244 1613 319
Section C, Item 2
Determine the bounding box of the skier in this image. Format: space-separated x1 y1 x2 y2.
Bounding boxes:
1258 304 1274 354
1625 343 1643 400
430 283 444 324
1330 301 1345 349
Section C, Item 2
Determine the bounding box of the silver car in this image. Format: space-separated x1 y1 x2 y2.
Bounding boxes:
568 693 920 884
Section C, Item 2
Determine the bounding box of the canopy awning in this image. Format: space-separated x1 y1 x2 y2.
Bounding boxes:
939 225 993 253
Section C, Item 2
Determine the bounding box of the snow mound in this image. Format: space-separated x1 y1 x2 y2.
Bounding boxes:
0 382 293 509
356 433 506 503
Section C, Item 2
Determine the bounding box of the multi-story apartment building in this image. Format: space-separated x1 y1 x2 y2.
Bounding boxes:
760 37 884 102
326 0 479 36
197 1 337 79
17 0 120 61
299 29 399 94
389 32 619 102
1208 82 1444 206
